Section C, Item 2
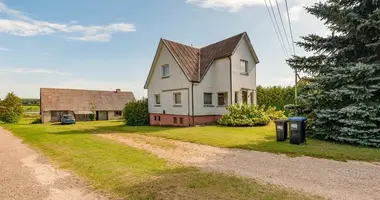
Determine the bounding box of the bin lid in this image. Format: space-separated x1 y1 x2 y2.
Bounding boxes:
288 116 307 121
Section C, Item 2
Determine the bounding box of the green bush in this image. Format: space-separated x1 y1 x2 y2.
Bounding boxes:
265 106 287 120
0 92 24 124
218 104 270 127
89 113 96 121
123 98 149 126
31 118 42 124
257 86 294 112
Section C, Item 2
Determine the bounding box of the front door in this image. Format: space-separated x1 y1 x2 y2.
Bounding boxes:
242 91 248 104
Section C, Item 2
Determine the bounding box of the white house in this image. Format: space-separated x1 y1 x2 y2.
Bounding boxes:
144 32 260 126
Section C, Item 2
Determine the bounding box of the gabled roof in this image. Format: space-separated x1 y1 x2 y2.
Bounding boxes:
144 32 259 88
40 88 135 112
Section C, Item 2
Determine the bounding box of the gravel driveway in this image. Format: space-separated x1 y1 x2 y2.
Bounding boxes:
100 133 380 200
0 127 107 200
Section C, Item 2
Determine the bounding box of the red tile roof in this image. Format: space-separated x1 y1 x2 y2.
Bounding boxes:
40 88 135 112
161 32 255 82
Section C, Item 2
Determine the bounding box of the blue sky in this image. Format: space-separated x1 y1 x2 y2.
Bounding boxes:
0 0 326 99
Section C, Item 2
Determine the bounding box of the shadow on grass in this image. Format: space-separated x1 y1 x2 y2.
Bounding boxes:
48 124 182 135
109 167 316 200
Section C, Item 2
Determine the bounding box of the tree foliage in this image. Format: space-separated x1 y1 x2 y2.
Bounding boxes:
287 0 380 147
123 98 149 126
0 92 24 124
219 104 271 127
257 86 294 111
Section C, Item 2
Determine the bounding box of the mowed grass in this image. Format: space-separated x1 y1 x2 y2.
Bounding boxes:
1 121 322 200
103 122 380 162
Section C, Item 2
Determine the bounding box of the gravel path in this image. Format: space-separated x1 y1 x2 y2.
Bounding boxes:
100 133 380 200
0 127 107 200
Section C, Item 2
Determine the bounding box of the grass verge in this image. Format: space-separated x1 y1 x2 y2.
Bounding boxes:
1 122 322 200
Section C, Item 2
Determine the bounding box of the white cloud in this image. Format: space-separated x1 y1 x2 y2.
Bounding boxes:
68 34 111 42
287 4 304 22
186 0 268 12
0 2 136 42
0 47 10 51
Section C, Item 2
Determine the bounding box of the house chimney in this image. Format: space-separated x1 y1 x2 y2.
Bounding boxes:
116 89 121 93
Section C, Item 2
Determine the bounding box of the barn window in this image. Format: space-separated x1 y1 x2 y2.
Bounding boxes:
114 111 122 116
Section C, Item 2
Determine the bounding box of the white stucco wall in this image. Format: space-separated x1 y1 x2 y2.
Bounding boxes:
147 43 191 115
231 38 257 105
193 58 230 116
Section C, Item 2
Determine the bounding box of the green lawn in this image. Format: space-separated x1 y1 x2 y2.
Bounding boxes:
1 122 322 200
102 122 380 162
22 105 40 112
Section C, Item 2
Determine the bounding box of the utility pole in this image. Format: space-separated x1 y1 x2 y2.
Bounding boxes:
295 69 298 105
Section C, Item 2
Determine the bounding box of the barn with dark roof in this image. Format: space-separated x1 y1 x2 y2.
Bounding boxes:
40 88 135 123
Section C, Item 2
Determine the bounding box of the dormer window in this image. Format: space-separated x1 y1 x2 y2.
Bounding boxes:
162 64 169 78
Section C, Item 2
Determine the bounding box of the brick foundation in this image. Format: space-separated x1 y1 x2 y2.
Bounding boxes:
149 114 222 127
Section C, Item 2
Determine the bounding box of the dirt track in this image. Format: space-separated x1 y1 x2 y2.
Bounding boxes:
100 133 380 200
0 127 107 200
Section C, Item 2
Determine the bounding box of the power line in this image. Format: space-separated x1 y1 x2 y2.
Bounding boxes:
264 0 289 57
268 0 291 56
274 0 292 54
284 0 298 104
284 0 296 55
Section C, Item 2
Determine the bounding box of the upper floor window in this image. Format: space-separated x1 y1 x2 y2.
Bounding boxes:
204 93 213 106
240 60 248 75
155 94 160 105
174 93 182 105
218 92 228 106
162 64 169 78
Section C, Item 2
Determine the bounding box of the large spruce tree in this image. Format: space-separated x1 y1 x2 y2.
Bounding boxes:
287 0 380 147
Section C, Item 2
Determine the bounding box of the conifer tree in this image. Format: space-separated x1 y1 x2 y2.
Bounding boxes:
287 0 380 146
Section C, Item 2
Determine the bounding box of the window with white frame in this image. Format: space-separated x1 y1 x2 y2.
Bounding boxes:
174 93 182 105
235 91 239 104
204 93 213 105
217 92 228 106
162 64 169 77
154 94 160 105
240 60 248 74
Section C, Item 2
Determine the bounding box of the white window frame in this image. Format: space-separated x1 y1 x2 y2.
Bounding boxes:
174 92 182 105
162 64 169 78
154 94 160 105
240 60 248 75
203 93 213 106
217 92 228 106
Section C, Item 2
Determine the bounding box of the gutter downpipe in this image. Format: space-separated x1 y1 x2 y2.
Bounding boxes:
229 56 232 104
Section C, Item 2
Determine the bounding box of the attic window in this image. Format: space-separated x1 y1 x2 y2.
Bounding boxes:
162 64 169 78
240 60 248 75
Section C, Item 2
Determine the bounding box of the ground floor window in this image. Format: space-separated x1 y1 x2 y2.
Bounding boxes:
217 92 228 106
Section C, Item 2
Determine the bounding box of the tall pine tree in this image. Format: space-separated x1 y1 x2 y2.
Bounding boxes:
287 0 380 147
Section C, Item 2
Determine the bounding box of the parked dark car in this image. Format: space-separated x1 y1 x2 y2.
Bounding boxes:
61 114 76 125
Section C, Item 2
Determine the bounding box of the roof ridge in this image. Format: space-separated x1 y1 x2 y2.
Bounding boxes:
200 32 246 50
162 38 200 50
40 88 133 93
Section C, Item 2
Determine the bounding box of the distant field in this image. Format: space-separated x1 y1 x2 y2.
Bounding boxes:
23 105 40 112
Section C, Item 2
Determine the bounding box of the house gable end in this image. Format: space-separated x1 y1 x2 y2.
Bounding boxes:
144 40 192 89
